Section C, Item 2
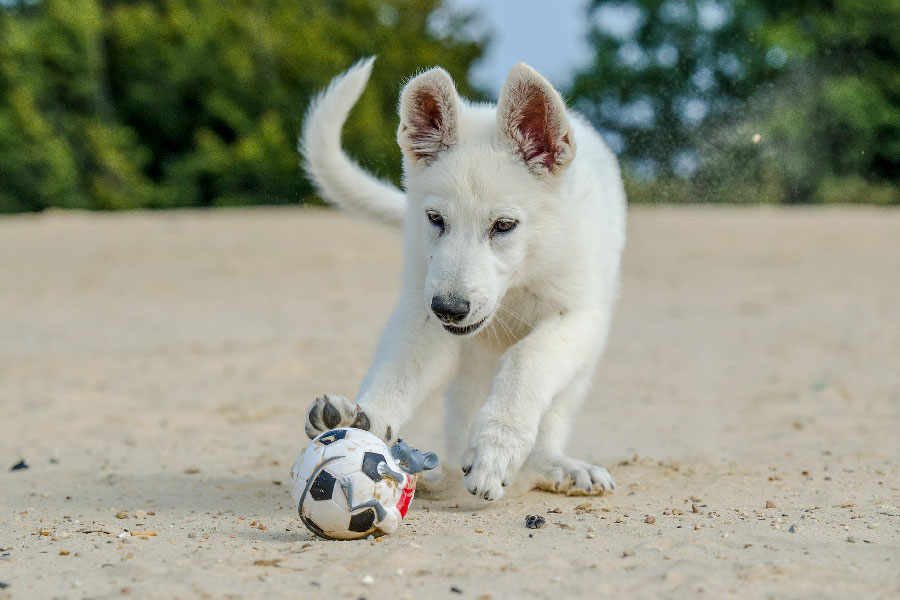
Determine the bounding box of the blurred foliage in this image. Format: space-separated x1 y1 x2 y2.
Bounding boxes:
572 0 899 204
0 0 485 211
0 0 896 211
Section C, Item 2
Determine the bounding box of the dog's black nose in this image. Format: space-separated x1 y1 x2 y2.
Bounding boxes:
431 295 470 324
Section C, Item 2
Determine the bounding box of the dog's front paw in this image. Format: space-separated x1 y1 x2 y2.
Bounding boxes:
529 453 615 496
461 421 531 501
304 394 371 439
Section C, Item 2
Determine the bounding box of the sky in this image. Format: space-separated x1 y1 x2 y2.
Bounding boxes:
446 0 595 94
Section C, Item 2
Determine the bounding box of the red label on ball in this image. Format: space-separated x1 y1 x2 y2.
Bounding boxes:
396 476 416 518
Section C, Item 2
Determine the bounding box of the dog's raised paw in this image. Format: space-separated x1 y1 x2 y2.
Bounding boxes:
304 394 369 439
531 454 615 496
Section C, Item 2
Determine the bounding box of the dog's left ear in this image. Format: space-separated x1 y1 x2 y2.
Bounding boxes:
497 63 575 176
397 67 460 166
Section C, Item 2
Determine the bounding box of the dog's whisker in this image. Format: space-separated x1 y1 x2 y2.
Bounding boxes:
494 315 510 343
495 314 519 344
488 319 501 347
498 306 532 329
497 304 534 328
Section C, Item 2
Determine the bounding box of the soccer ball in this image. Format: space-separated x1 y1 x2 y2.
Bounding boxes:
290 428 419 540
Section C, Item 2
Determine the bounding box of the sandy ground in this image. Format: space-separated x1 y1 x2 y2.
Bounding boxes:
1 206 899 599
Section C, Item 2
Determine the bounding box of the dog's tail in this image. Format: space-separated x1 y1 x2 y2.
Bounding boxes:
300 57 406 228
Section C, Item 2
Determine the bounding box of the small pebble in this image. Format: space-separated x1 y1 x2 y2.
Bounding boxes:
587 526 595 532
847 536 857 543
788 525 798 533
10 460 28 472
59 550 70 556
644 516 656 524
525 515 546 529
361 575 374 585
134 510 146 520
451 586 463 594
547 507 562 514
691 503 700 514
116 511 128 519
586 533 595 539
622 549 635 557
765 500 776 509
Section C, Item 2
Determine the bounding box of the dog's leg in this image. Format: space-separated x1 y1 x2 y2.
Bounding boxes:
305 299 460 442
461 311 604 500
522 374 615 495
415 343 497 494
445 342 499 467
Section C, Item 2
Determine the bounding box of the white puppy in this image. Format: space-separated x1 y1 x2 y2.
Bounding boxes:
301 58 626 500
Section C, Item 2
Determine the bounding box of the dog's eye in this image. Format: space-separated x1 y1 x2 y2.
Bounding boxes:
491 218 517 235
426 211 444 230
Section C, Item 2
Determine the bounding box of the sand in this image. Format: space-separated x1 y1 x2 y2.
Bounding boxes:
1 206 898 599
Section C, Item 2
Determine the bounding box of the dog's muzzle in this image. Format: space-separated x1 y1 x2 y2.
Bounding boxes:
431 295 470 324
441 315 488 336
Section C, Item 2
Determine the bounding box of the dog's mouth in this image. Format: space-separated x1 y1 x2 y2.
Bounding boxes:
442 316 488 336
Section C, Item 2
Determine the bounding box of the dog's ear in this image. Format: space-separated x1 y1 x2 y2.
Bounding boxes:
497 63 575 176
397 67 460 166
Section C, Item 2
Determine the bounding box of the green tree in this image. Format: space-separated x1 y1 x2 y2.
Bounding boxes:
0 0 152 211
748 0 900 203
569 0 899 204
0 0 486 212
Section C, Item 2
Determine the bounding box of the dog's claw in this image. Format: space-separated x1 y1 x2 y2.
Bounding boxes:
309 399 325 431
322 399 341 429
351 410 370 431
305 394 368 440
462 465 471 475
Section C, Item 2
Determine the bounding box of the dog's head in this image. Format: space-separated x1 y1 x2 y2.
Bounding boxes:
396 63 576 337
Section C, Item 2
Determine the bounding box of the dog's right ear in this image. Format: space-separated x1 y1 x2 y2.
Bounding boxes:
497 63 575 177
397 68 460 166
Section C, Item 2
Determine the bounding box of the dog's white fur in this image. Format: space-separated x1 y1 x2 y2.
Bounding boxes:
301 58 626 500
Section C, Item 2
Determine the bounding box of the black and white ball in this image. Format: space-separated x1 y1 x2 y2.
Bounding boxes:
290 427 409 540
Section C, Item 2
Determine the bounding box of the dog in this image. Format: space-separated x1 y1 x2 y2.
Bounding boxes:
300 57 626 500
